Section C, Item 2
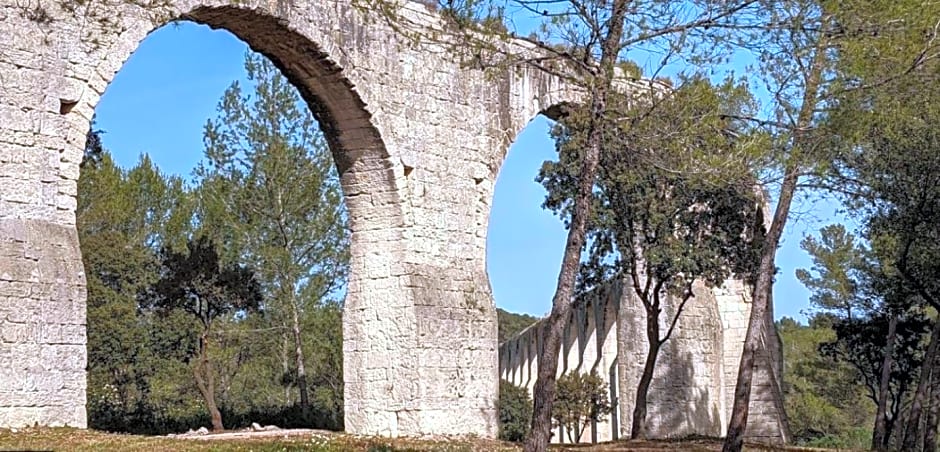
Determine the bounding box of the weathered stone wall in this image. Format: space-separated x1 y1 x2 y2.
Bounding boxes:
617 279 725 439
500 282 621 443
0 220 86 427
498 277 789 444
0 0 594 436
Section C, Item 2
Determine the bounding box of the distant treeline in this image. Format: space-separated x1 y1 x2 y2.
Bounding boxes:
81 53 346 434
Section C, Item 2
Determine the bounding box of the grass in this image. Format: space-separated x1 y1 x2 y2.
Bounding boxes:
0 427 515 452
0 428 843 451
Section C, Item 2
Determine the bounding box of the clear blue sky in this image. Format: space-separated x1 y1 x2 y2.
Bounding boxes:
94 22 844 322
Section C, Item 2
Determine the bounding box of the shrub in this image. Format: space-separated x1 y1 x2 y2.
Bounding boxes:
498 380 532 442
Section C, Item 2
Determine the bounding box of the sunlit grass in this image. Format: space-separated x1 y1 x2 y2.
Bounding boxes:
0 428 845 451
0 427 516 452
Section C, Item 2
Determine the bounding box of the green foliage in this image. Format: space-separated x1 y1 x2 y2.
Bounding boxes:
150 236 263 430
497 380 532 442
496 308 539 344
821 26 940 449
539 76 764 438
796 225 868 316
800 427 872 449
197 52 349 427
198 52 348 290
777 317 873 447
796 222 932 448
539 77 765 295
821 311 929 428
830 86 940 316
78 139 198 433
81 51 349 433
551 371 611 443
150 236 262 327
301 302 345 430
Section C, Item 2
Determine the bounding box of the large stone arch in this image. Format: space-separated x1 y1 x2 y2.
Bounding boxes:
0 0 600 437
2 0 410 432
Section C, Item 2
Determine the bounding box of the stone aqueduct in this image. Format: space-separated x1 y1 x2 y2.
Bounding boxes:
0 0 772 439
0 0 598 435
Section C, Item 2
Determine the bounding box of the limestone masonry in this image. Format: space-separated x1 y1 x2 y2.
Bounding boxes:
0 0 785 439
499 278 790 444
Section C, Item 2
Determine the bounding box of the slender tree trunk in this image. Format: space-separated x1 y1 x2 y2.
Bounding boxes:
924 321 940 452
281 328 292 404
873 313 899 451
924 365 940 452
722 235 781 451
722 31 828 452
522 1 629 450
291 301 311 421
902 318 940 451
886 416 896 448
193 331 224 432
631 311 661 440
279 237 311 419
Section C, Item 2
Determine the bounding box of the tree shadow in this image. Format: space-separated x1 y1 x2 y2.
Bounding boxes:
633 285 724 439
649 348 722 438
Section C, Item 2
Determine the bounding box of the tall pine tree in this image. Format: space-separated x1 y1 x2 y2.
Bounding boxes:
196 52 349 423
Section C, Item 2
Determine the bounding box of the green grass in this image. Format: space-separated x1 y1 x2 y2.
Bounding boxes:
0 428 842 451
0 428 517 452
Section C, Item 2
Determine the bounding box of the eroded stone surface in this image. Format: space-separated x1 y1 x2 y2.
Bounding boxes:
0 219 86 428
0 0 610 437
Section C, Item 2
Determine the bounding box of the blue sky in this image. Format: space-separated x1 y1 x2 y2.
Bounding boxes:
93 22 843 322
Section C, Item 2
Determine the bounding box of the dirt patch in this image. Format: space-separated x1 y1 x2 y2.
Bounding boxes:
173 427 334 441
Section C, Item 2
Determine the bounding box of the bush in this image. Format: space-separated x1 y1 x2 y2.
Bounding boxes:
498 380 532 442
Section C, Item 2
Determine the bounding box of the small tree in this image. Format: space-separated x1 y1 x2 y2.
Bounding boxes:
551 371 611 443
148 236 262 432
499 380 533 442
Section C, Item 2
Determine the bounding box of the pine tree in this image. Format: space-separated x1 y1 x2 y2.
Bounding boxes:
196 52 349 422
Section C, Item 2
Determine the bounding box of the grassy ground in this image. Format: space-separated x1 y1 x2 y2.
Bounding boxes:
0 428 839 451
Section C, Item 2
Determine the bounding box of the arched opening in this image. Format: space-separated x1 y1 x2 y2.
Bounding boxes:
78 16 359 433
488 88 747 443
487 115 564 323
488 108 624 443
2 0 532 437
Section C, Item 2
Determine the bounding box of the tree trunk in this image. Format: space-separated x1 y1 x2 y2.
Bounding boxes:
281 328 292 404
291 301 311 421
924 365 940 452
522 1 629 451
631 315 661 440
902 318 940 451
193 331 224 432
722 31 828 452
886 416 896 448
873 312 899 451
924 342 940 451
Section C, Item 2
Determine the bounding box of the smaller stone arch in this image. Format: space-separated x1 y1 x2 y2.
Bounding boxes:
499 63 584 167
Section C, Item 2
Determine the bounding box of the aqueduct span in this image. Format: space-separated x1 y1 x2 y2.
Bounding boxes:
0 0 780 439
